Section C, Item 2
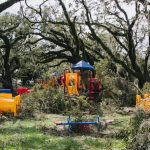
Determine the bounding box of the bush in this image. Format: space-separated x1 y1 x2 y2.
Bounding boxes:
95 61 136 107
69 115 92 133
143 82 150 93
128 119 150 150
130 109 148 136
125 109 149 149
21 86 94 117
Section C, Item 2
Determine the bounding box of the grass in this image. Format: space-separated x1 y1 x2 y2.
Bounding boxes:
0 113 130 150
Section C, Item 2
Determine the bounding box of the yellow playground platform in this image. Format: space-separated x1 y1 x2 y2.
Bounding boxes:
136 93 150 113
0 90 21 117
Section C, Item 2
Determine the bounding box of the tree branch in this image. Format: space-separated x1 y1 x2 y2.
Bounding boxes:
0 23 20 33
82 0 137 77
58 0 80 57
0 0 22 13
114 0 130 25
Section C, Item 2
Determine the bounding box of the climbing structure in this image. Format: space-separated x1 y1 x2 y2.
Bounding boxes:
88 78 101 101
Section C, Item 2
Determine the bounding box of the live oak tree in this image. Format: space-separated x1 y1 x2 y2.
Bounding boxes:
80 0 150 88
16 42 53 84
0 0 27 90
23 0 149 88
0 13 28 90
22 0 103 66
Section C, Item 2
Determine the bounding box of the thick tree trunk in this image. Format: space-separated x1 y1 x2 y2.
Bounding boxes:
1 45 13 92
138 74 150 89
138 79 145 89
2 65 13 91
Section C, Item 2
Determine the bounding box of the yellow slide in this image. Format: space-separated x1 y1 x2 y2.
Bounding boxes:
65 73 79 95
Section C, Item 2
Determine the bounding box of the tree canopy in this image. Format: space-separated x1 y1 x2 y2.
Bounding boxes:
0 13 28 89
21 0 149 88
0 0 149 90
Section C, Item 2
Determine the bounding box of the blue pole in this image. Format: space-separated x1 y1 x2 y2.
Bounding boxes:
56 122 97 125
55 115 101 132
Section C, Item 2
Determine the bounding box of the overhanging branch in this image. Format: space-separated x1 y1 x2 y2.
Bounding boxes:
0 0 22 13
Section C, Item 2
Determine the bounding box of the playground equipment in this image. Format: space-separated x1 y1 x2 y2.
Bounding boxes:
64 60 94 96
64 73 79 96
54 62 106 133
0 89 13 99
37 74 61 89
63 61 102 100
88 78 101 101
136 93 150 113
55 115 101 132
0 88 31 117
0 89 21 117
71 60 94 71
17 87 30 95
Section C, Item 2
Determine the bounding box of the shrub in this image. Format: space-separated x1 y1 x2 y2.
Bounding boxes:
128 119 150 150
143 82 150 93
125 109 149 149
69 115 92 133
95 61 136 107
21 86 95 117
130 109 148 136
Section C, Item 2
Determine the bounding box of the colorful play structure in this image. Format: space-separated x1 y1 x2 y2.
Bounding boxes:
36 60 102 101
55 61 102 132
136 93 150 113
0 60 101 119
37 74 61 89
0 88 30 117
64 60 101 100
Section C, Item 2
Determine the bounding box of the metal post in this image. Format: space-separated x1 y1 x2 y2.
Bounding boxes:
68 115 71 133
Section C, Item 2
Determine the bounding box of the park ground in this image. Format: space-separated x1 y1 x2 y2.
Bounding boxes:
0 112 132 150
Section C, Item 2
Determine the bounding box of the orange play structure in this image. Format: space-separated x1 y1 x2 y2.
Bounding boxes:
37 76 60 89
64 73 79 96
136 93 150 113
0 90 21 117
